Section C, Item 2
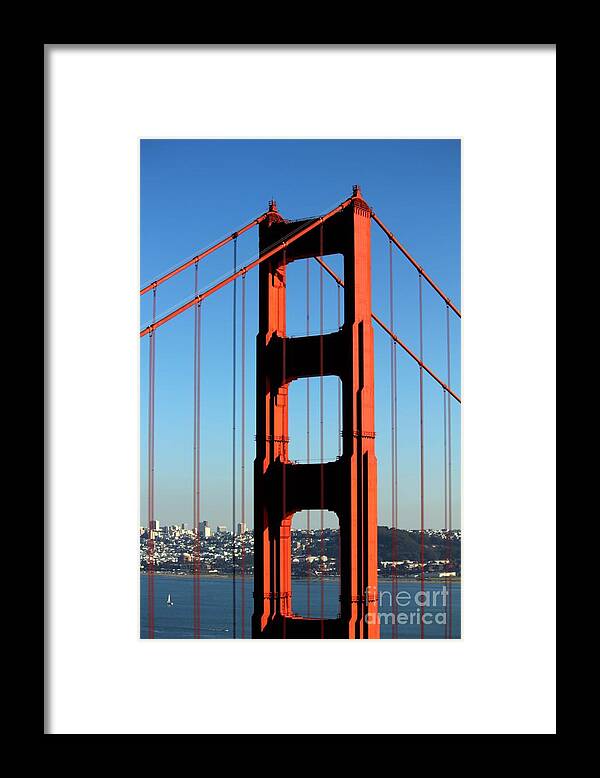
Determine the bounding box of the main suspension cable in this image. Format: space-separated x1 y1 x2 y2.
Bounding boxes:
371 212 461 319
312 255 461 404
140 198 353 338
140 212 267 296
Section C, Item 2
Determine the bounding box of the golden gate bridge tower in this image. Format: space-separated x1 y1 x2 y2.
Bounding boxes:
252 186 380 638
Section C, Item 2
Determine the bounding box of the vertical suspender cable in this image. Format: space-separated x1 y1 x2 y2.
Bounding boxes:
196 301 202 639
337 271 342 609
193 270 197 637
446 303 453 638
241 270 246 639
147 287 157 639
319 223 325 638
389 239 398 639
337 283 342 457
282 248 287 640
418 271 425 639
232 237 237 639
193 264 202 639
306 258 311 616
443 386 448 639
192 262 200 640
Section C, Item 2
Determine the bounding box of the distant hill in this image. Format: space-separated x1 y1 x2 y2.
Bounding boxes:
293 527 460 564
377 527 460 563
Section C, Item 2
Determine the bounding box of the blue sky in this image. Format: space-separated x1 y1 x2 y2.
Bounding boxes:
140 140 461 530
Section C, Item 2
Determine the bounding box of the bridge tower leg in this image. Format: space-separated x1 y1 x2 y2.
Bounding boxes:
252 186 379 639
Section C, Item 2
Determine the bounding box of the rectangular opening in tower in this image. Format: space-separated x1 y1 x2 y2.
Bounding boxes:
284 255 344 337
290 509 340 619
287 376 342 464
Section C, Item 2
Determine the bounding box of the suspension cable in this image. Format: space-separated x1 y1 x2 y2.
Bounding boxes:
446 303 453 638
337 269 342 608
282 247 288 640
306 257 311 616
443 386 448 639
240 269 246 639
140 213 268 296
312 255 461 404
418 271 425 639
147 287 157 639
371 212 461 318
319 223 325 638
193 264 202 639
389 239 398 639
140 197 353 338
337 283 342 457
232 237 237 639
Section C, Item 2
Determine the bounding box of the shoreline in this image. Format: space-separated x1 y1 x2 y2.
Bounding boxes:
140 572 462 584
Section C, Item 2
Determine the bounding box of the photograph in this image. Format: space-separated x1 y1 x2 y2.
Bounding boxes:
139 139 461 640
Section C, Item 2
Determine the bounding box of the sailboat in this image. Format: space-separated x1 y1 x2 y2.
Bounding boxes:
166 593 173 607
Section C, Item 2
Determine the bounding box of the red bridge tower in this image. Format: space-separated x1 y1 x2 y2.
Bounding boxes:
252 186 380 638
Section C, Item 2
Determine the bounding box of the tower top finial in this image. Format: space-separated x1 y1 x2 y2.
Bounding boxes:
268 199 278 212
352 184 362 198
